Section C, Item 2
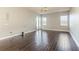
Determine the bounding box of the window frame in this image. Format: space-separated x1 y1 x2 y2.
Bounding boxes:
60 15 68 26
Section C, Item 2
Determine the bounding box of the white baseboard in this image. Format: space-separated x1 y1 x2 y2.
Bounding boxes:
0 30 35 40
0 33 21 40
42 29 69 32
70 32 79 48
24 30 35 34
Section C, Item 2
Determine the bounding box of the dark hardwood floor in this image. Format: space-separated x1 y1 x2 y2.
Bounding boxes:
0 30 78 51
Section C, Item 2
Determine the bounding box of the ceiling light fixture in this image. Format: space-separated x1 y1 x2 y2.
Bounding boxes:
41 7 48 14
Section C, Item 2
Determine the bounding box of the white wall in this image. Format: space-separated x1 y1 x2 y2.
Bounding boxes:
69 7 79 47
42 12 69 32
0 7 36 38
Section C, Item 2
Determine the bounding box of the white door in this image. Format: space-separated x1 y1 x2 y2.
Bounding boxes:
36 15 47 30
36 15 42 30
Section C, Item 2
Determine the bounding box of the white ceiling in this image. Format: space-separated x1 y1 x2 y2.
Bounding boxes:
28 7 71 14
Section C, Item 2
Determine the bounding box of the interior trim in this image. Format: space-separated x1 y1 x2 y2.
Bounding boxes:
70 32 79 48
0 30 35 40
42 29 69 32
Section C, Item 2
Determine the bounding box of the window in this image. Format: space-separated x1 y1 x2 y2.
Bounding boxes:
42 16 47 25
60 15 68 26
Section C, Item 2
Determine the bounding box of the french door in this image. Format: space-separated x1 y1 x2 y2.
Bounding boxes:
36 15 47 30
36 15 42 30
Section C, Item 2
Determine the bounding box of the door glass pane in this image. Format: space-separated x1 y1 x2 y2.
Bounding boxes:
42 16 47 25
36 16 41 29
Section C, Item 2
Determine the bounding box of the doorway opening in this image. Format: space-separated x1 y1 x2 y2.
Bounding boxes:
36 15 47 30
